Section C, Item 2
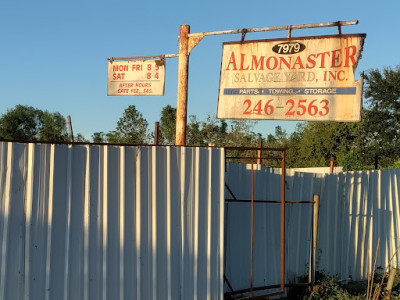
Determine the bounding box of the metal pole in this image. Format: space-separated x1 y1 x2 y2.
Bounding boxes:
257 138 262 165
250 162 254 297
175 25 190 146
107 53 178 61
280 151 286 291
188 20 358 38
312 194 320 286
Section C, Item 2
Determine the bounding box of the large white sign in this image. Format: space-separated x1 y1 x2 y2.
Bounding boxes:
107 59 165 96
217 34 366 121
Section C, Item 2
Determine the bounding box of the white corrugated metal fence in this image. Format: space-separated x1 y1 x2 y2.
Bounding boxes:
0 142 225 300
4 141 400 298
225 163 400 294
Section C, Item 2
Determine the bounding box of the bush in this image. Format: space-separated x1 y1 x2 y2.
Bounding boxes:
287 272 364 300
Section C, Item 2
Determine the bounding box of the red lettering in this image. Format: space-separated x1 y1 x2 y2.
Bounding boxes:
131 64 143 71
226 52 238 70
306 54 316 69
279 57 291 69
113 73 125 80
331 49 342 68
344 46 357 67
112 65 128 72
240 54 249 70
266 57 278 70
251 55 264 70
292 56 304 69
316 52 330 68
337 70 346 81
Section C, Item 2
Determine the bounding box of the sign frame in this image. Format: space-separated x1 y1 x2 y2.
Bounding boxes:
217 33 366 122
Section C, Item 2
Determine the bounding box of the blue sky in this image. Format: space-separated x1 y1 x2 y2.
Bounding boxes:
1 0 399 140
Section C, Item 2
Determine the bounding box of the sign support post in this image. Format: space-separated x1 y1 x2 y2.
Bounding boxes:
175 25 190 146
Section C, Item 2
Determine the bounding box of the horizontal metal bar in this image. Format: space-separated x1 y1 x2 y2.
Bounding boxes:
189 20 358 38
225 282 310 297
226 284 280 297
225 156 282 161
250 290 285 300
106 53 179 61
225 146 286 152
108 21 358 61
225 199 315 204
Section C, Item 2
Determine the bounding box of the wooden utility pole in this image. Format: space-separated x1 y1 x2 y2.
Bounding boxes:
67 115 74 142
175 25 190 146
154 122 159 145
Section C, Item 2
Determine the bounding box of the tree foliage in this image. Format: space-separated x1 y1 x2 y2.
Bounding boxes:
0 105 68 142
184 115 257 147
290 121 364 168
92 131 106 143
91 105 149 144
363 66 400 167
74 133 89 142
159 105 176 145
114 105 149 144
39 111 68 142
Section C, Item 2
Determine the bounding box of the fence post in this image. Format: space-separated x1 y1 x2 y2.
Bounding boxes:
154 122 159 145
311 194 320 286
257 138 262 165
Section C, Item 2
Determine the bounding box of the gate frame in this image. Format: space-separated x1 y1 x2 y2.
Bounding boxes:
223 146 319 299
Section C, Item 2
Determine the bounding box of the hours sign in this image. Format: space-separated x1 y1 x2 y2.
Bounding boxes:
107 59 165 96
217 34 366 121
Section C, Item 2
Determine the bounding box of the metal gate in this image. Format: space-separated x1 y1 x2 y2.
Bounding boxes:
223 147 319 299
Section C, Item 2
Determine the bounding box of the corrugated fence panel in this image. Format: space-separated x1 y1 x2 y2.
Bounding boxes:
0 142 225 300
225 165 400 290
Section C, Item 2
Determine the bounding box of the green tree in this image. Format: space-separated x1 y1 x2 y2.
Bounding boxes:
197 116 228 146
92 132 106 143
74 133 89 142
106 131 122 143
292 121 364 169
186 115 205 146
0 105 67 142
159 105 176 145
38 111 68 142
184 116 258 147
363 66 400 167
0 105 42 140
265 126 289 148
114 105 149 144
224 120 257 147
